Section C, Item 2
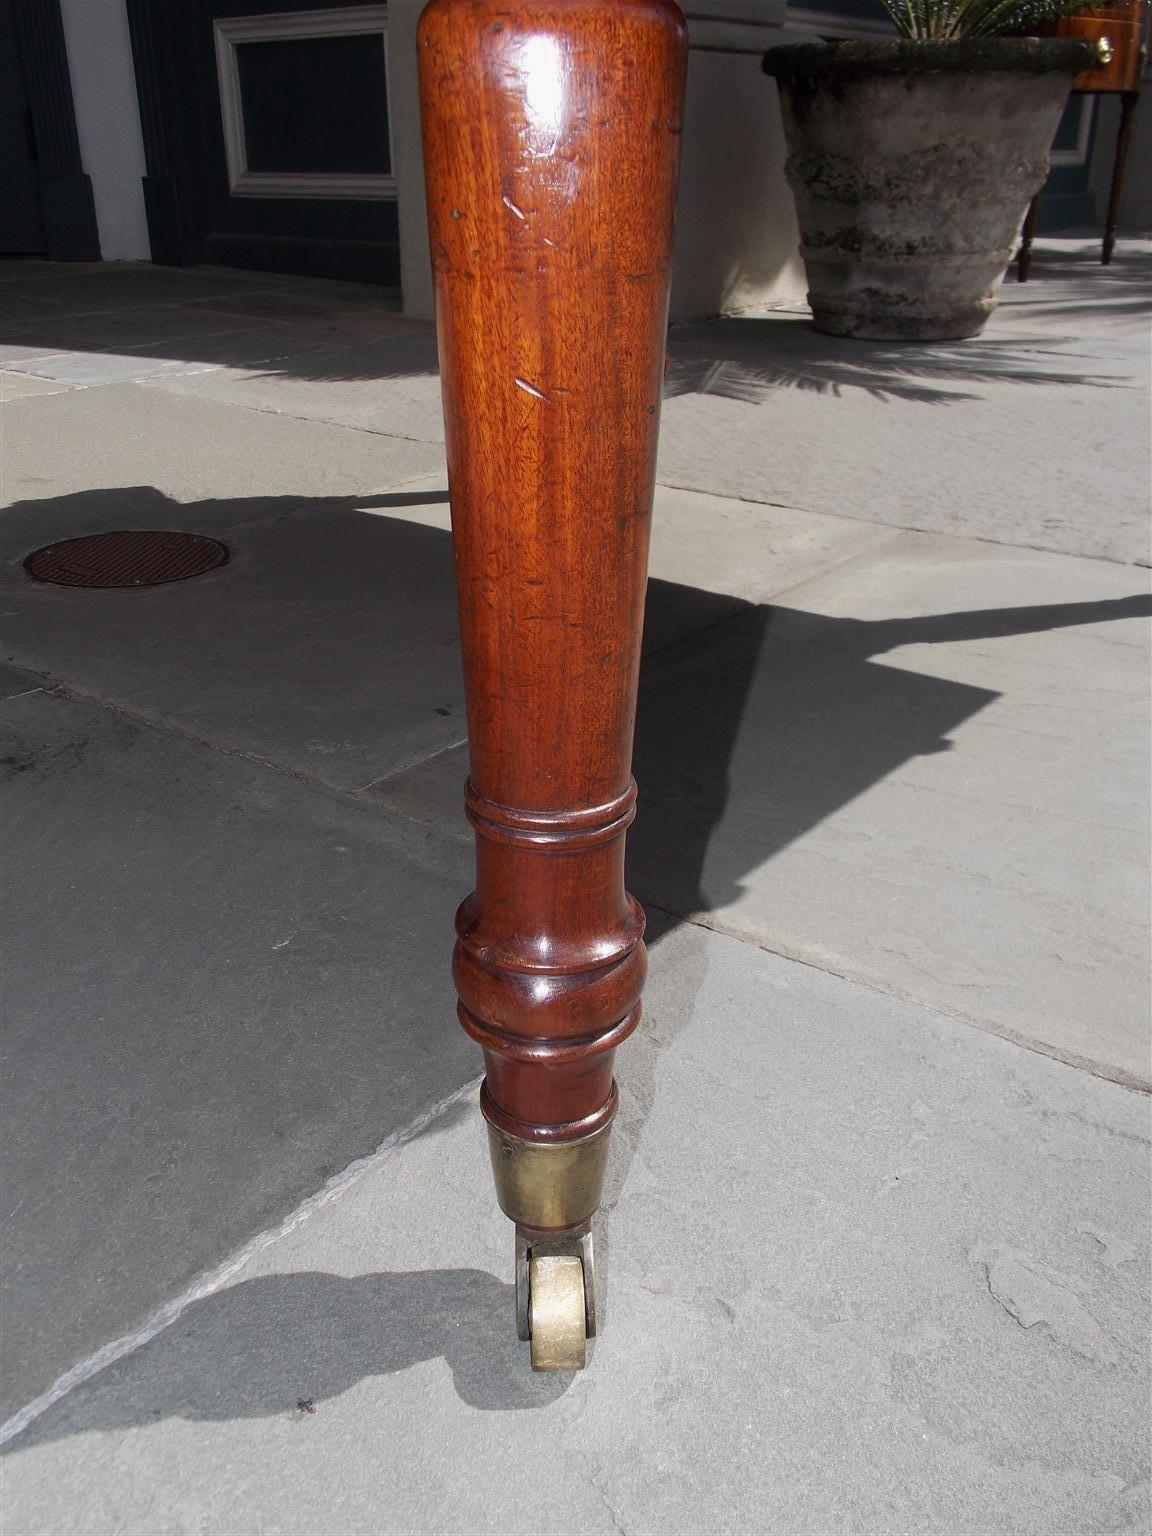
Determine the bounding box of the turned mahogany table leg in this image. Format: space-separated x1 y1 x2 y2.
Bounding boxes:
418 0 686 1369
1016 194 1040 282
1103 90 1138 265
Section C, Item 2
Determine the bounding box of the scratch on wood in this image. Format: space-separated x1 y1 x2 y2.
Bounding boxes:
515 377 551 402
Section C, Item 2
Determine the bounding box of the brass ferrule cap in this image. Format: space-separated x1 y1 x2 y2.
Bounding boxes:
484 1118 613 1231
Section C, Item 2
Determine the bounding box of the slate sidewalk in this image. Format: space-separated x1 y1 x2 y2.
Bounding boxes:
1 239 1149 1534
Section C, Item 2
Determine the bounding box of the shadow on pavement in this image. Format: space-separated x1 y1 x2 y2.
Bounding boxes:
2 483 1148 1444
665 314 1135 406
4 253 1145 398
630 590 1152 932
6 1268 567 1452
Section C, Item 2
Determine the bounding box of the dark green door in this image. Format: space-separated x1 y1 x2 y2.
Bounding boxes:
128 0 400 286
0 0 47 254
1034 93 1100 232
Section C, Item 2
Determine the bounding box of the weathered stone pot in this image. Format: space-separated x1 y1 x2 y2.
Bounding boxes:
762 38 1099 340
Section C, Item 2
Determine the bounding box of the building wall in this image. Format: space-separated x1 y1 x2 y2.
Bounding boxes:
59 0 150 261
1088 66 1152 232
389 0 814 322
52 0 813 311
672 45 805 319
61 0 1144 307
389 0 435 319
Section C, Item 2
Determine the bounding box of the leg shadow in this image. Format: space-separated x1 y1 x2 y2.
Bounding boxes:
5 1267 567 1453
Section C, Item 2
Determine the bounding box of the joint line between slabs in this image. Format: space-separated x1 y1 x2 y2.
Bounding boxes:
0 1074 483 1450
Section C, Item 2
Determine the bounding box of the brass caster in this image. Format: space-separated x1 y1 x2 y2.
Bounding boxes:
529 1253 586 1371
516 1224 597 1372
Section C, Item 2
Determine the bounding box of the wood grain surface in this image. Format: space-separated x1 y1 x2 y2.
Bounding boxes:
418 0 687 1144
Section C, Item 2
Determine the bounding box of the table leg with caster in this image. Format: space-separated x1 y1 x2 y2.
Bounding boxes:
1103 90 1139 265
1016 193 1040 282
418 0 687 1370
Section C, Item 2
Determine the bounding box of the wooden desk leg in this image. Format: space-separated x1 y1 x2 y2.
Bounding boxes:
1103 91 1138 266
418 0 686 1370
1016 194 1040 282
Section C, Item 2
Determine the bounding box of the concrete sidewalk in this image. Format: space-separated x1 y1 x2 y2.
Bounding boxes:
1 240 1149 1533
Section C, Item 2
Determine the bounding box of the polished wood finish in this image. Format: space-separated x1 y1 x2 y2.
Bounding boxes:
1048 0 1148 91
418 0 686 1149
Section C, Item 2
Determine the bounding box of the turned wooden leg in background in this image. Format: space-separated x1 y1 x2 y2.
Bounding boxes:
418 0 686 1369
1016 194 1040 283
1103 90 1139 265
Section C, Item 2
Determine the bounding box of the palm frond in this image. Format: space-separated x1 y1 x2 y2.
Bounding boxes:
882 0 1106 41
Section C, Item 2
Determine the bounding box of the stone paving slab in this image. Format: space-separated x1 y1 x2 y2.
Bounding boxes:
3 922 1147 1535
0 371 74 402
1 300 288 360
2 331 328 389
660 244 1151 566
630 532 1152 1086
2 497 465 794
0 263 411 379
180 288 417 339
0 261 350 315
0 384 444 508
4 244 1146 570
3 472 888 796
1 240 1148 1530
373 527 1152 1087
0 687 475 1426
995 238 1152 336
357 472 897 642
0 662 45 700
143 332 446 444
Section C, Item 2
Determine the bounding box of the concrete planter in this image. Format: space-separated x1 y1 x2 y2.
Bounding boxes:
762 39 1099 340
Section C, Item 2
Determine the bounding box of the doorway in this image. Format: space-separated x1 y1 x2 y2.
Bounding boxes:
127 0 400 286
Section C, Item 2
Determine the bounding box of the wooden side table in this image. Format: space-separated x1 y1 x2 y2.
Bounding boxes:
1017 0 1149 280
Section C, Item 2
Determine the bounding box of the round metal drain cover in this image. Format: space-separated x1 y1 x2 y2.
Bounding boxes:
24 530 228 589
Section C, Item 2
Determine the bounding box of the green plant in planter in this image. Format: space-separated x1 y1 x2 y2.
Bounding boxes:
763 21 1100 338
883 0 1101 41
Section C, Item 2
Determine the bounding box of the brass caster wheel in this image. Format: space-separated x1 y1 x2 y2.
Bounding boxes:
515 1224 597 1372
529 1253 587 1371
